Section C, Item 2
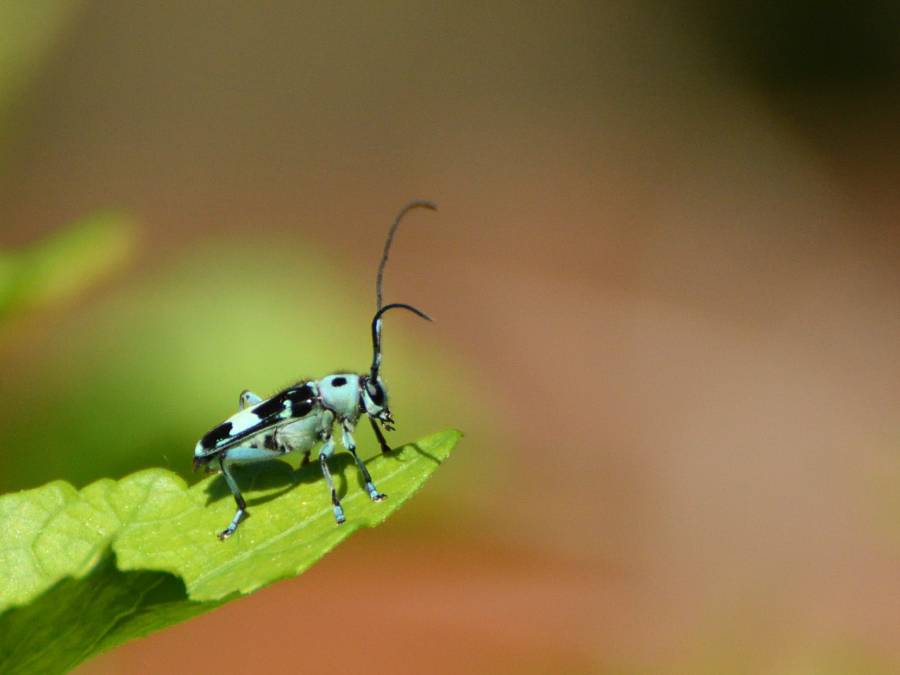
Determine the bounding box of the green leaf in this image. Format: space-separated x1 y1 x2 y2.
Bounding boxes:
0 211 136 323
0 430 461 674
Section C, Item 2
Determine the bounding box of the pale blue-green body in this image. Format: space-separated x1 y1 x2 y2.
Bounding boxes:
192 200 437 540
194 373 392 538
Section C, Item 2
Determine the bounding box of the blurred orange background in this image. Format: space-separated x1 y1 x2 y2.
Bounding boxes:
1 2 899 673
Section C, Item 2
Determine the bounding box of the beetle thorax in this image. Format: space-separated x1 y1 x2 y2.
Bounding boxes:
318 373 362 418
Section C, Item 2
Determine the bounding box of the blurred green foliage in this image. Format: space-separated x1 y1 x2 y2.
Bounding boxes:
0 211 135 322
0 241 481 495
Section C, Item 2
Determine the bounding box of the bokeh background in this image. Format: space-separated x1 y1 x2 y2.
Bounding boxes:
1 2 899 673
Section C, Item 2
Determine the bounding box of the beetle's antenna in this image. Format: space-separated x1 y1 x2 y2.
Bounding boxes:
376 201 437 313
370 303 432 379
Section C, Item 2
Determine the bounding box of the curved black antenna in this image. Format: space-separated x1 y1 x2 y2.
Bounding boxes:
376 201 437 313
370 303 433 379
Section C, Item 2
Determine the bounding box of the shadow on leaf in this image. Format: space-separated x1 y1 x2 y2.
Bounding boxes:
0 549 226 675
202 453 357 507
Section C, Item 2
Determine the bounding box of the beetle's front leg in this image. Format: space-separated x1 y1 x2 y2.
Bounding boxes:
343 421 385 501
368 416 392 454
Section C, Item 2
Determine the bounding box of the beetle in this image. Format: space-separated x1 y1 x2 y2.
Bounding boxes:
193 201 436 539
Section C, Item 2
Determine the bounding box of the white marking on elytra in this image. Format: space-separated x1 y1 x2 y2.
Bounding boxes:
226 408 266 436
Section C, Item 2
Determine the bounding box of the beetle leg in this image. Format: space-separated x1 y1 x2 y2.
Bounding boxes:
318 435 346 524
215 441 287 540
218 456 247 540
343 421 385 501
368 416 392 454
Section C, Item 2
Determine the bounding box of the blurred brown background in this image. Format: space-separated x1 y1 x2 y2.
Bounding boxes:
0 1 899 673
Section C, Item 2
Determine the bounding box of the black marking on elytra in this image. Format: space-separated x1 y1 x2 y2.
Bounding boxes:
198 384 317 454
330 376 347 387
285 385 316 418
201 422 234 450
251 384 315 421
251 393 289 420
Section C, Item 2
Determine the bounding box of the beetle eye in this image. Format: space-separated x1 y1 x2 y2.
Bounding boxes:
367 382 385 406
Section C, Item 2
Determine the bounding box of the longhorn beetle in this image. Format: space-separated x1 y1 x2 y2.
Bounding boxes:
193 201 437 539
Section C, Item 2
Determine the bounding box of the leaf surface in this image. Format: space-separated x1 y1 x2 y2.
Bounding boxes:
0 430 461 674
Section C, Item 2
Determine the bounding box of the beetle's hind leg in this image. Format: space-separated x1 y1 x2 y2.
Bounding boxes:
214 442 291 539
217 456 247 540
343 422 386 502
